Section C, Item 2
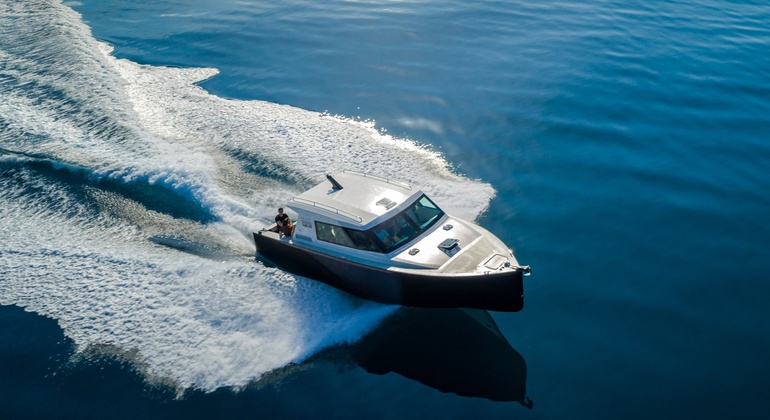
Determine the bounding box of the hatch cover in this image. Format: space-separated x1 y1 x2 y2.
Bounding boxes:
484 254 508 270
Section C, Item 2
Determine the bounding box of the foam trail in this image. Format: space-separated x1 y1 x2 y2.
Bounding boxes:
0 0 495 391
0 173 394 391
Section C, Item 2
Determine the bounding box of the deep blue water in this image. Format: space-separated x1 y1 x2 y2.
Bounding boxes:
2 0 770 418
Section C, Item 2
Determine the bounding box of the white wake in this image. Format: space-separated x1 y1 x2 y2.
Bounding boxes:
0 0 495 392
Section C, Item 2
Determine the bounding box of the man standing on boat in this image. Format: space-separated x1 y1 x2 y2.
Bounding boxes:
275 207 294 237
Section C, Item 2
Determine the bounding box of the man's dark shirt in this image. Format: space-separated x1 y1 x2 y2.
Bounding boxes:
275 213 290 225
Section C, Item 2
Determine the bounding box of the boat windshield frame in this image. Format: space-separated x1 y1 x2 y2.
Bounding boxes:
367 194 445 254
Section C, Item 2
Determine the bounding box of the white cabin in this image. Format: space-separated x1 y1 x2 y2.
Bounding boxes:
285 171 516 273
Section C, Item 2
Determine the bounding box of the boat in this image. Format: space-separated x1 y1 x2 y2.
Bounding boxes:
253 170 531 312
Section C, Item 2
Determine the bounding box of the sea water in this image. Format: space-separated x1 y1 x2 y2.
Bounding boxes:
1 0 769 418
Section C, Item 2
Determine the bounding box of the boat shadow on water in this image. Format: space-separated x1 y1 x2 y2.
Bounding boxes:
346 307 534 407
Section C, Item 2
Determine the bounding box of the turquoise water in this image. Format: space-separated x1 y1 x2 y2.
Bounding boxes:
2 0 769 418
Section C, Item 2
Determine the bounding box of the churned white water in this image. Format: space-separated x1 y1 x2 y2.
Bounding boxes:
0 0 494 391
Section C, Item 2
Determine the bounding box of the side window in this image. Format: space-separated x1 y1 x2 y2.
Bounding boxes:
344 228 380 252
315 221 356 248
315 221 380 252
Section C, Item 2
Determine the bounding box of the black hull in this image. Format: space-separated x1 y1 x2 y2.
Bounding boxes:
254 232 524 312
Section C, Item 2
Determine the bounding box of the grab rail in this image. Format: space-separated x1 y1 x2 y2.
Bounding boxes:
291 197 364 223
343 170 412 191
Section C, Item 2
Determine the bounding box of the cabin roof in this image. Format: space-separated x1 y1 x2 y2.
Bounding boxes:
288 171 418 227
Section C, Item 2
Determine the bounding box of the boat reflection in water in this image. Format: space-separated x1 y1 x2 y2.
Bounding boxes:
348 307 533 407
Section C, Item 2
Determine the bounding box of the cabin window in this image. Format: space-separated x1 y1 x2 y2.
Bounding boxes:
368 194 445 254
404 195 443 229
344 228 380 252
315 222 355 248
371 214 418 251
315 221 379 252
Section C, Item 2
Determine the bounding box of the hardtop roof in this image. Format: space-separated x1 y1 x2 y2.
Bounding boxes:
288 171 421 227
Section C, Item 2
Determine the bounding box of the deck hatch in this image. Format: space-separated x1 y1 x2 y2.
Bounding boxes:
438 238 459 250
376 198 397 210
483 254 508 270
438 238 461 257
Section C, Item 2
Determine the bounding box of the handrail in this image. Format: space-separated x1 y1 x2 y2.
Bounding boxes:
291 197 364 223
342 170 412 191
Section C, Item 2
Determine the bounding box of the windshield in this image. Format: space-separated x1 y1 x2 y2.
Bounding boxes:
369 195 444 253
